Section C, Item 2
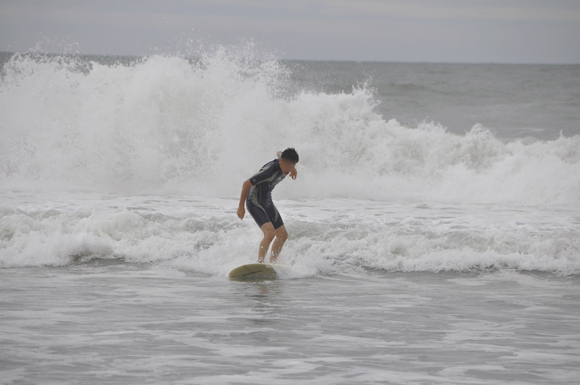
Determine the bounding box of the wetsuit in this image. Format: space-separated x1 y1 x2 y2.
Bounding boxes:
246 159 287 229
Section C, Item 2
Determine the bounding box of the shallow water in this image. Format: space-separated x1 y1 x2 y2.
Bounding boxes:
2 262 579 385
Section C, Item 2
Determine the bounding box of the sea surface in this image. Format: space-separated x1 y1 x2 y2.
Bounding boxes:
1 46 579 384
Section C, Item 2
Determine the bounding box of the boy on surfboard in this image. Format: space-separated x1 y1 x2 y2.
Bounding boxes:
237 148 299 263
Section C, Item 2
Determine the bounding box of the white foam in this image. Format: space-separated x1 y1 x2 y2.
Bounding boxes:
1 50 579 205
1 48 579 273
1 194 578 275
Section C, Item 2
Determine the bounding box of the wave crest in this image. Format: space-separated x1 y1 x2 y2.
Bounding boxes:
1 49 579 205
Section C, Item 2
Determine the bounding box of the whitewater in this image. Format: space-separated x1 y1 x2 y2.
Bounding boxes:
1 46 579 384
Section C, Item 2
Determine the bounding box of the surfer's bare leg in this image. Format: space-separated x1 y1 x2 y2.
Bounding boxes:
258 223 276 263
270 225 288 263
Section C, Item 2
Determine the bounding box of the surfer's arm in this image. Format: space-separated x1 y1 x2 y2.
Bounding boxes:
237 179 252 219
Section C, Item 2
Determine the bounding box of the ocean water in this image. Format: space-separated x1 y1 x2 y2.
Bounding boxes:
1 46 579 384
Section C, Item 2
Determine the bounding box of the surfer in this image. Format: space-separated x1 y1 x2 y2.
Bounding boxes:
237 148 299 263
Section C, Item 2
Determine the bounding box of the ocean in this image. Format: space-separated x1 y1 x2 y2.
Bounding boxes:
1 47 579 384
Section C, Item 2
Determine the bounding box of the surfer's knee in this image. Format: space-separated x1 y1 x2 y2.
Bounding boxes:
261 223 276 242
275 227 288 242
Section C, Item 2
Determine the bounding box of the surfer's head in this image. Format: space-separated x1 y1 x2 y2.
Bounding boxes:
279 148 299 176
280 148 299 164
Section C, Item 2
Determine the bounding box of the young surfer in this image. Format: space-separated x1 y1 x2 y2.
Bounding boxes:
237 148 299 263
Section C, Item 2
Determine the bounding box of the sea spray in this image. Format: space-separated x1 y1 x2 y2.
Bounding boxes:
1 50 579 205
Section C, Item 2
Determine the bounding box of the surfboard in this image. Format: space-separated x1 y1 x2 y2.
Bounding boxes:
228 263 282 280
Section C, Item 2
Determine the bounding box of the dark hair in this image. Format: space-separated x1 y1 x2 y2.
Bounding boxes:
281 148 299 163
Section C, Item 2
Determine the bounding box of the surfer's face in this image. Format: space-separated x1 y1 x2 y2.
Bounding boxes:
279 159 296 175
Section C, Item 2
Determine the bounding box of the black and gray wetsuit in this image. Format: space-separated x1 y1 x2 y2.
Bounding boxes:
246 159 286 229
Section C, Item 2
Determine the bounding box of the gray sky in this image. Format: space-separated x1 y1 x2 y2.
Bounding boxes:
1 0 579 63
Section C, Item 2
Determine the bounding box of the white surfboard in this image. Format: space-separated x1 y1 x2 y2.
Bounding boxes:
228 263 286 280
